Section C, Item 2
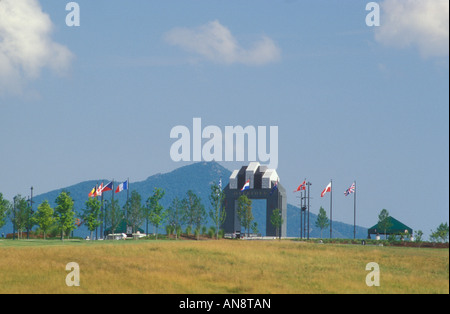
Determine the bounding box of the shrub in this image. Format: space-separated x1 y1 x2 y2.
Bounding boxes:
207 227 215 238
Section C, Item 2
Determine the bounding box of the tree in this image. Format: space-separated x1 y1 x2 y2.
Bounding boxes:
82 197 102 240
126 190 145 236
430 223 449 243
208 182 226 239
167 197 184 240
147 188 166 240
414 230 423 246
251 221 258 235
237 195 253 237
0 193 11 231
183 190 206 240
54 191 76 241
315 206 329 239
32 200 55 240
377 209 392 239
270 208 283 239
10 195 31 239
105 199 123 236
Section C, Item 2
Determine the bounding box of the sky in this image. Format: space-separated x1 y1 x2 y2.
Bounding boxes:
0 0 448 238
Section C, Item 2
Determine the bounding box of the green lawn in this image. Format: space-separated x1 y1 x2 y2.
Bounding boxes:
0 239 448 294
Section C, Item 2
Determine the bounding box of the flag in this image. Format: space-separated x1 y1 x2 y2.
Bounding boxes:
115 180 128 193
102 181 113 192
270 180 278 195
321 182 332 197
344 182 355 196
95 183 103 197
294 180 306 192
241 179 250 191
88 187 96 198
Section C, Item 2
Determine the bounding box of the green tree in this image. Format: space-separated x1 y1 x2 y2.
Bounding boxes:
105 199 123 236
54 191 76 241
430 223 449 243
147 188 166 240
32 200 55 240
126 190 145 236
378 209 392 239
315 206 329 239
251 221 258 235
0 193 11 231
82 197 102 240
182 190 206 240
208 182 226 239
10 195 31 239
270 208 283 239
167 197 184 240
237 194 253 237
414 230 423 247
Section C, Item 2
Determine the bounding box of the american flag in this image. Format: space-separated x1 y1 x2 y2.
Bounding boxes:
344 182 355 196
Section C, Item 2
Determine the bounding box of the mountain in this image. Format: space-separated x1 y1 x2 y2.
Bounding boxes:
2 162 368 238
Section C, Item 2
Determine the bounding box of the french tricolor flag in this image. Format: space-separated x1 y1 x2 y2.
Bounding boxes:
241 179 250 191
115 180 128 193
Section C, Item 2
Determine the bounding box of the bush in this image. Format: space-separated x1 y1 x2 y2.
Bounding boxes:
166 225 174 236
194 228 200 239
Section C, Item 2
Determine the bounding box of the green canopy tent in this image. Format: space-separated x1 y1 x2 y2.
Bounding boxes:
368 216 413 239
104 219 144 236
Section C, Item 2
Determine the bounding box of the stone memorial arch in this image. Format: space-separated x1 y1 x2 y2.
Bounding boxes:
222 162 287 237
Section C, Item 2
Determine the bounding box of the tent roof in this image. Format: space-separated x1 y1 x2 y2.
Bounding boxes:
368 216 413 235
104 219 144 235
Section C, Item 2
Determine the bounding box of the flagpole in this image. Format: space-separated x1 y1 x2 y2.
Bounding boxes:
112 179 114 210
127 177 129 204
353 181 356 239
100 189 104 239
95 183 98 240
107 179 114 236
127 178 130 228
330 179 333 239
307 181 311 240
304 189 307 240
300 189 303 239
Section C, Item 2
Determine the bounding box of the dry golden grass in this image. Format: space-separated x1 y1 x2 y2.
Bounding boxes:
0 239 448 294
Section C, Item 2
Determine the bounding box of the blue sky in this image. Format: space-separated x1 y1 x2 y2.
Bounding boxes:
1 0 448 237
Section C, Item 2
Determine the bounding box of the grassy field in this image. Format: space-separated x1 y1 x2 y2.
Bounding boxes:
0 239 448 294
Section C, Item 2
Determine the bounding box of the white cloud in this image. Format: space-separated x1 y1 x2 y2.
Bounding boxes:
164 20 281 66
0 0 73 96
375 0 449 58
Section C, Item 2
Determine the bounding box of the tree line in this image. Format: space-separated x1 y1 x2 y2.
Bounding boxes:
3 189 447 242
0 183 286 240
314 206 449 243
0 182 228 241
